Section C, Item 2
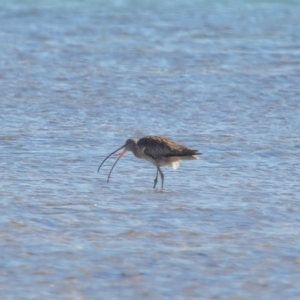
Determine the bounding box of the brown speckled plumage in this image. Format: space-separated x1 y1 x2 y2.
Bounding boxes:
138 136 199 159
98 135 201 189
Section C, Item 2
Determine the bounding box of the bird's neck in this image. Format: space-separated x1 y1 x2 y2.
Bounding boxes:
131 145 143 159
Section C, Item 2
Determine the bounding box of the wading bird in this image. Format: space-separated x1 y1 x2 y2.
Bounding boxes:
97 135 201 189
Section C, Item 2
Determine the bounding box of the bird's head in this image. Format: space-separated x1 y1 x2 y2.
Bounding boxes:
124 138 137 153
97 138 138 183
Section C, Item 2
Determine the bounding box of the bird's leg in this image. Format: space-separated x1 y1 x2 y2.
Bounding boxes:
153 168 159 189
157 166 164 190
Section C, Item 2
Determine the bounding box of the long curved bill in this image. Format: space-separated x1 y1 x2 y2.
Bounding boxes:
107 148 127 183
97 145 127 183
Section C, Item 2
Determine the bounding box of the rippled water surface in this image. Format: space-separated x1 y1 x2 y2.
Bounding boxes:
1 0 300 299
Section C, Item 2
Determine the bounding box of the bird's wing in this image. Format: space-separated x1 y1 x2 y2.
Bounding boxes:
138 136 198 159
138 136 175 159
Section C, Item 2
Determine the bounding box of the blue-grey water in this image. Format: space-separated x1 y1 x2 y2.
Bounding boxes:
1 0 300 299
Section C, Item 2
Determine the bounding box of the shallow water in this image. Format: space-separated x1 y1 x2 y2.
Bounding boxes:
1 0 300 299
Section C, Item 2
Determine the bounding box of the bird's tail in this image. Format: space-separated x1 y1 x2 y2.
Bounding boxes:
166 150 201 157
193 151 202 160
166 151 202 160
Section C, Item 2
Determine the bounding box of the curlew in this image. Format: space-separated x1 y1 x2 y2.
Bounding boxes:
97 135 201 189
